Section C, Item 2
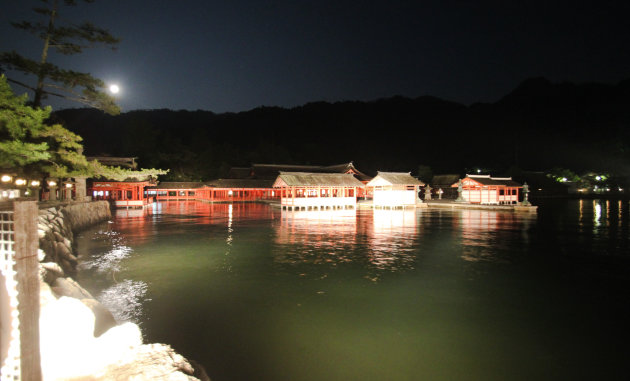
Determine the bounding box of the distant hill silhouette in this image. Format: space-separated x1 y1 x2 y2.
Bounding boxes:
52 78 630 181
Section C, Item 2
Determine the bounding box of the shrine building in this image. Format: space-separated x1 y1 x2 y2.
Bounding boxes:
91 180 154 208
366 172 424 208
273 172 365 211
452 175 522 205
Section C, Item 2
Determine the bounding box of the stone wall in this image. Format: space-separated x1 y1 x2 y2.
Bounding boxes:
60 200 112 232
37 202 107 276
36 201 206 380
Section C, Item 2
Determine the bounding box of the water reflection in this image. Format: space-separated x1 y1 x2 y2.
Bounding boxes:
594 200 602 228
273 209 420 279
366 209 418 274
80 243 132 273
73 201 630 381
576 199 629 246
120 201 275 222
77 228 150 323
371 208 417 230
578 199 618 231
97 279 149 322
115 208 146 218
457 209 531 263
223 204 234 273
274 209 358 269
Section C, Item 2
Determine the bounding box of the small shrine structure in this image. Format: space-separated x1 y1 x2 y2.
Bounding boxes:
451 174 522 205
366 172 424 208
90 180 154 208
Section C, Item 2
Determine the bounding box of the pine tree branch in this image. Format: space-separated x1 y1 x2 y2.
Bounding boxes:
2 1 121 114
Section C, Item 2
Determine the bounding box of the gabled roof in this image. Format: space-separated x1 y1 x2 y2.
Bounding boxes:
321 162 372 182
245 162 372 182
453 174 522 187
205 178 275 189
273 172 365 188
92 180 153 187
366 172 424 187
251 164 324 179
148 181 207 189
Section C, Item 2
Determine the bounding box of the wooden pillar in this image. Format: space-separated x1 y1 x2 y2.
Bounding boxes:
13 201 42 381
61 184 68 201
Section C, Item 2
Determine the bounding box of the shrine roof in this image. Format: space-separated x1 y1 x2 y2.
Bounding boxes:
273 172 365 187
366 172 424 187
455 175 522 187
205 179 275 188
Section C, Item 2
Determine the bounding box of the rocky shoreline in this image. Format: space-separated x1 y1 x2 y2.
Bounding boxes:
37 201 208 380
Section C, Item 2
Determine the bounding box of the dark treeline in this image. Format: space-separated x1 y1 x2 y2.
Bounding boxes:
51 77 630 181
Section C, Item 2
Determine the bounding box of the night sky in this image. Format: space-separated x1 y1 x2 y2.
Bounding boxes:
1 0 629 113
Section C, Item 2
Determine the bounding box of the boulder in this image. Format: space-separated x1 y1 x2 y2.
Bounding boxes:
39 237 55 262
40 262 65 284
98 343 198 381
81 298 118 337
54 241 77 264
59 258 75 275
51 277 94 300
53 231 65 243
37 226 47 239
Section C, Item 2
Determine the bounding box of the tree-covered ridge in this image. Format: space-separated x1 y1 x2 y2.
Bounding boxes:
53 78 630 181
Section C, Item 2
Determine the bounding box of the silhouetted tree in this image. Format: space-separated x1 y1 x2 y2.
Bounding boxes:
0 76 166 185
417 165 433 183
0 0 120 114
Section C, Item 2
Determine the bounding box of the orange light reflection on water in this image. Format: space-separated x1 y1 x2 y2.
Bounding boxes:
273 208 420 280
457 209 527 263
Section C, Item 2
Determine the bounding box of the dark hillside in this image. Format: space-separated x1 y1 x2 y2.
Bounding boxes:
52 78 630 180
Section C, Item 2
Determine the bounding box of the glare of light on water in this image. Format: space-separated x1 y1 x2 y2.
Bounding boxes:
98 279 150 323
594 200 602 228
227 204 233 245
80 244 133 273
79 230 133 273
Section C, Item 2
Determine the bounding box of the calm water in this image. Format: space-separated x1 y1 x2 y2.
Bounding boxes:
76 200 630 381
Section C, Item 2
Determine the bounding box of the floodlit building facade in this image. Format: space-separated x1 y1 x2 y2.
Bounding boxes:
452 174 522 205
91 180 154 208
273 172 365 211
366 172 424 208
88 162 373 208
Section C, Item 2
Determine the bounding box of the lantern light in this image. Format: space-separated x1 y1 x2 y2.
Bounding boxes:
48 180 57 187
15 179 27 186
30 180 41 187
1 175 12 183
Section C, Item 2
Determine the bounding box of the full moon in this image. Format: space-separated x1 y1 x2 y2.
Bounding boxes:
109 84 120 94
